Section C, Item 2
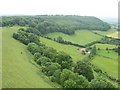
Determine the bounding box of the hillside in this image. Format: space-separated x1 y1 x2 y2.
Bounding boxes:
2 27 56 88
45 30 102 45
1 16 119 88
40 37 86 61
1 15 111 35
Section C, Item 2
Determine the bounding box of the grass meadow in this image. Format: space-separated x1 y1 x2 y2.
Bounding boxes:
40 37 86 61
45 30 102 45
93 29 117 36
92 43 117 49
2 27 55 88
91 55 118 79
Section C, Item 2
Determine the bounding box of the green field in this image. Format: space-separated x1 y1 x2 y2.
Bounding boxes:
92 43 117 49
107 31 119 38
2 26 118 88
91 55 118 79
97 50 118 60
2 27 55 88
40 37 86 61
93 29 117 36
45 30 102 45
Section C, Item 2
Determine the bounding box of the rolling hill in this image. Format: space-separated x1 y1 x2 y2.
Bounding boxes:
2 27 56 88
45 30 102 45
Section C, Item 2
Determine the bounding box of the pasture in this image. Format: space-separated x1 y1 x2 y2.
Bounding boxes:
92 43 117 49
93 29 117 36
40 37 86 61
2 27 54 88
91 55 118 79
107 31 119 38
97 50 118 60
45 30 102 45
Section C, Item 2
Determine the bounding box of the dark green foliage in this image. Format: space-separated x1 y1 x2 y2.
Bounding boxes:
56 36 64 43
47 63 61 76
113 46 120 55
2 15 111 35
42 47 57 60
13 30 40 45
52 69 62 84
25 27 41 36
63 79 77 88
100 37 120 45
90 77 115 88
55 51 73 69
91 45 96 55
34 52 41 61
38 56 51 66
27 43 39 55
74 61 94 81
60 69 89 88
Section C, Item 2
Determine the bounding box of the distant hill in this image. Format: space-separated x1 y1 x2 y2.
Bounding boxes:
1 15 111 34
99 17 118 26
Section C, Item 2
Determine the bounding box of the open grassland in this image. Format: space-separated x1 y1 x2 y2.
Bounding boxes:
97 50 118 60
2 27 54 88
40 37 86 61
93 29 117 36
45 30 102 45
107 31 119 38
92 43 117 49
91 55 118 79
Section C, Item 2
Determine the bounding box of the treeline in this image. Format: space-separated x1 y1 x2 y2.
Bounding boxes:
2 15 111 35
44 36 85 48
12 28 115 88
85 37 120 47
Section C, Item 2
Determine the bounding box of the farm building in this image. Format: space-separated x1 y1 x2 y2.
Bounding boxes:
79 48 86 52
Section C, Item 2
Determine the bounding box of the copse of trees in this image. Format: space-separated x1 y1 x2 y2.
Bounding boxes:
13 30 40 45
90 77 115 88
74 61 94 81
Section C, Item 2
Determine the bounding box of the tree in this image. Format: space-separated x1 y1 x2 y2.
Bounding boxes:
34 52 41 61
55 51 73 69
27 43 39 55
98 48 100 50
27 33 40 45
53 69 62 84
64 79 77 88
47 63 61 76
39 56 51 66
91 46 96 55
13 33 19 40
43 47 57 60
56 36 64 43
106 47 108 50
60 69 74 85
74 61 94 81
75 75 90 88
90 77 115 88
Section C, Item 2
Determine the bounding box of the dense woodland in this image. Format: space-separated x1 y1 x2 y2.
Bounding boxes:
2 15 111 34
